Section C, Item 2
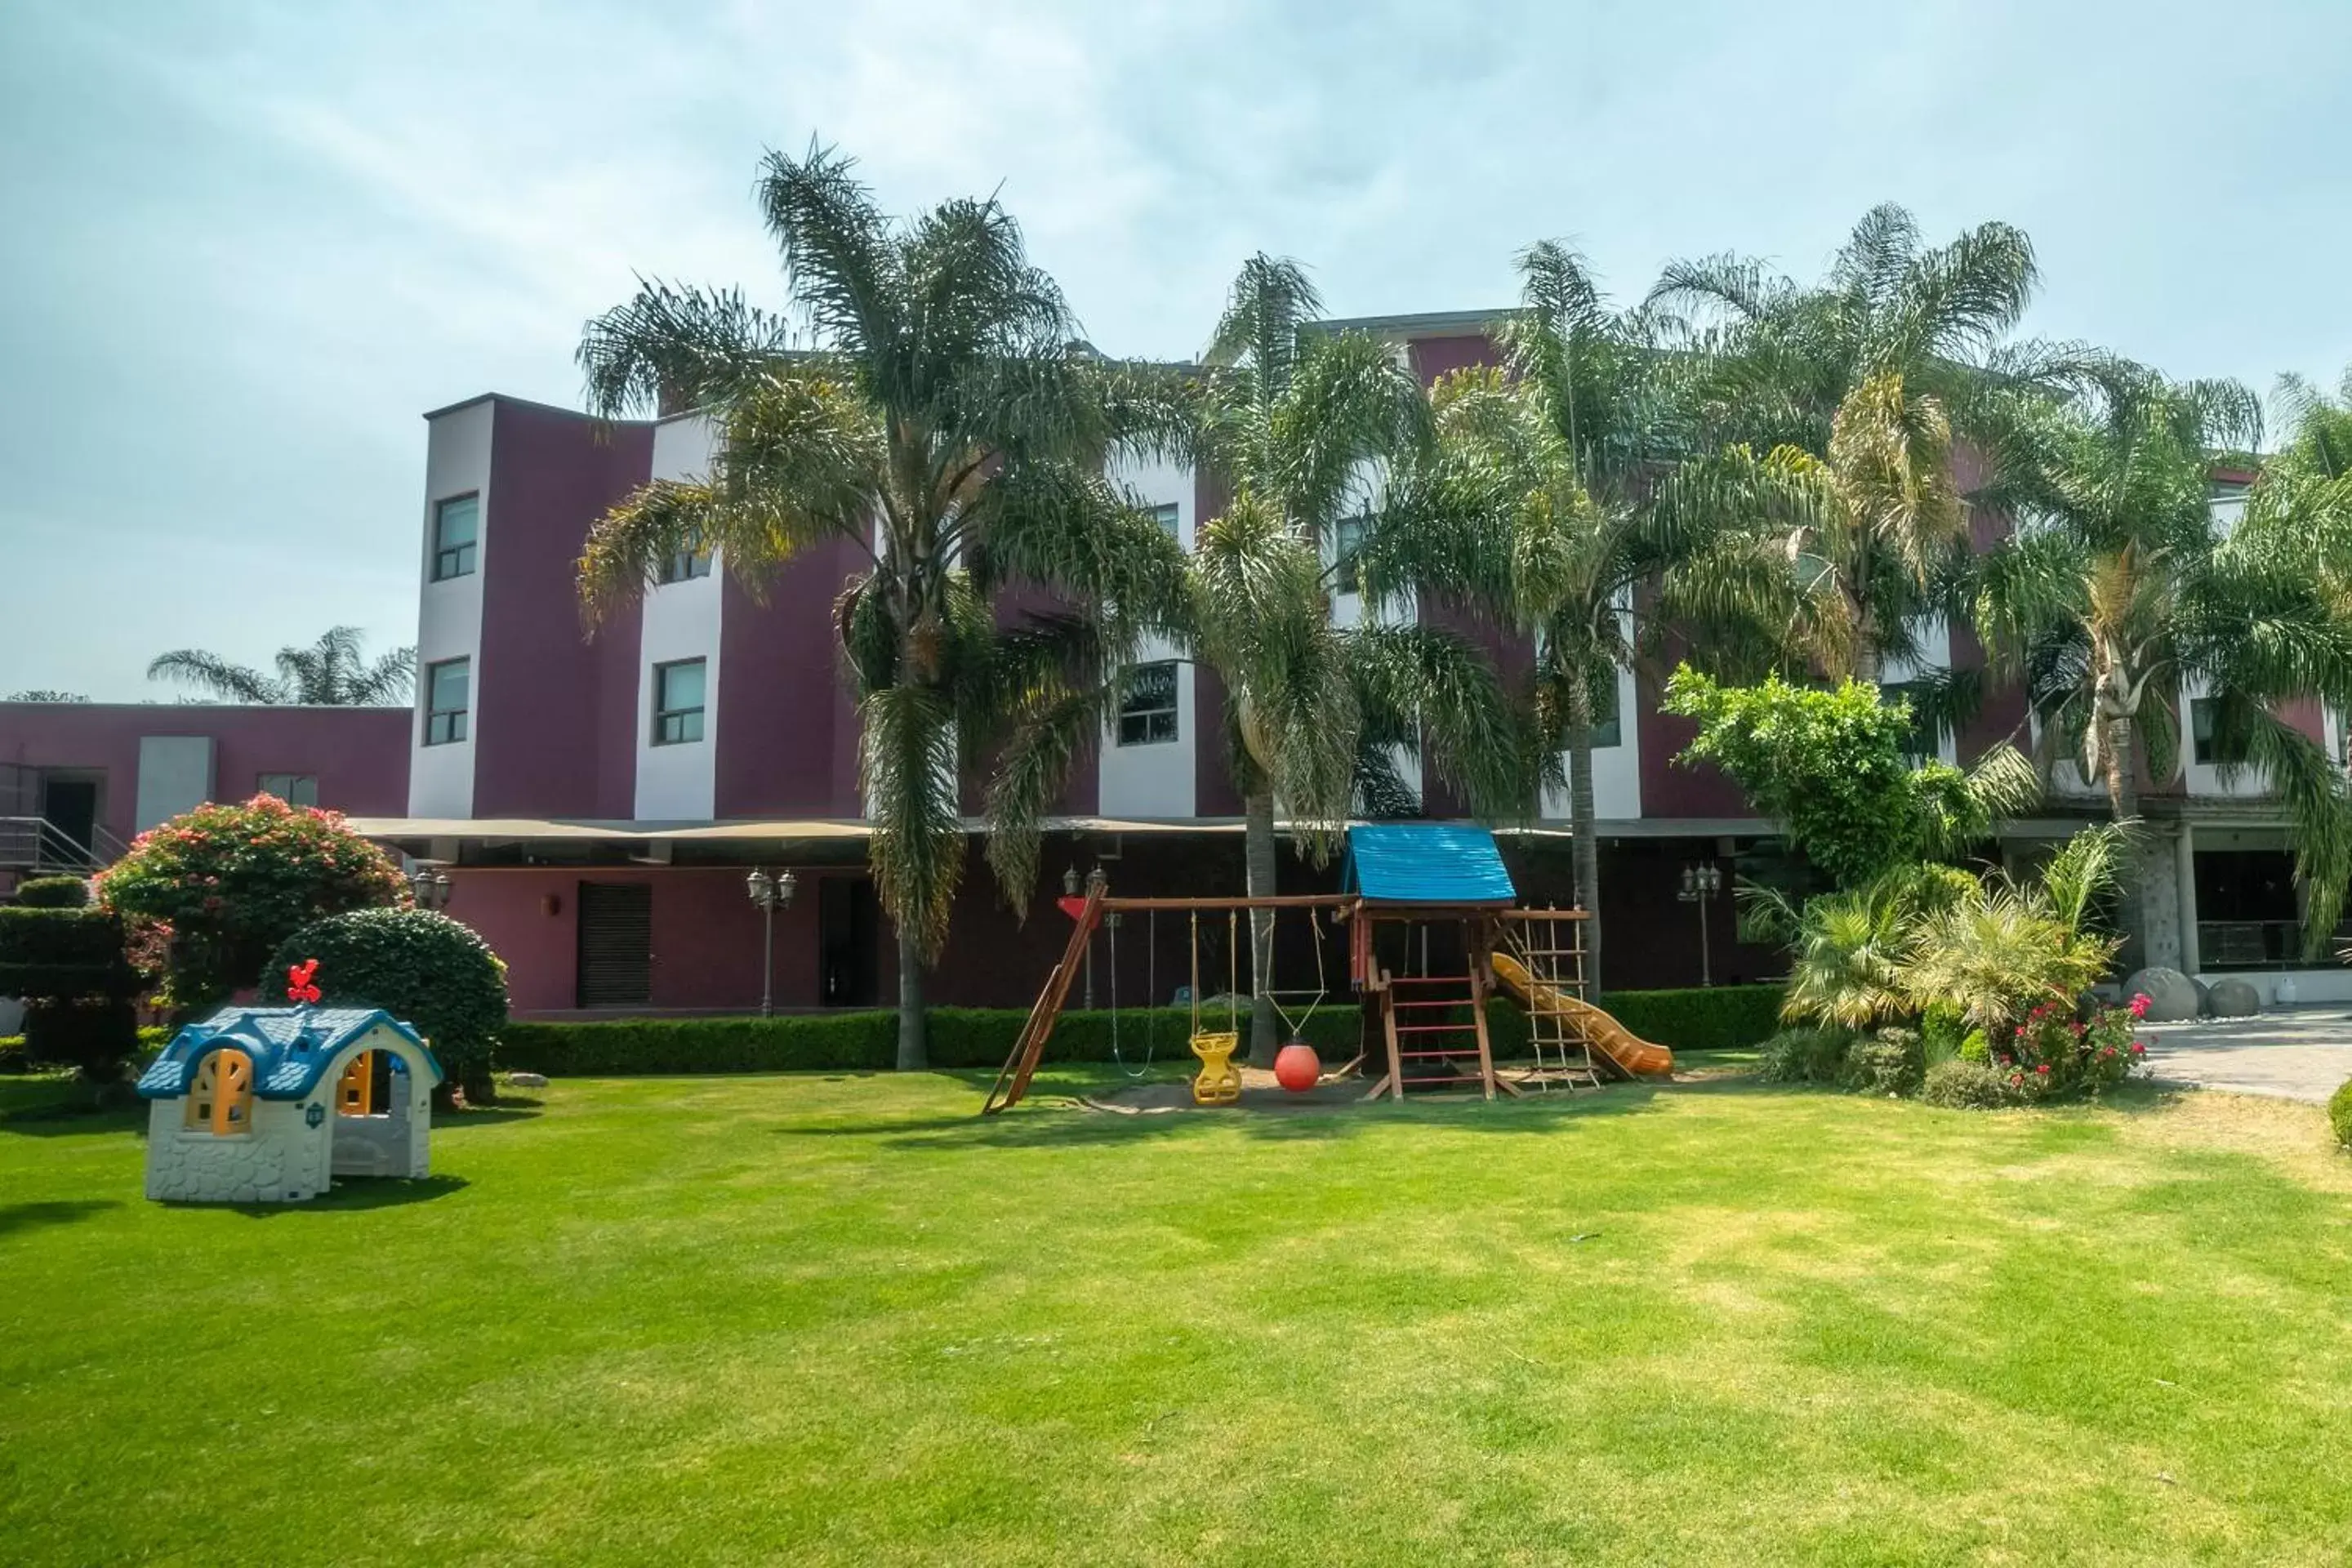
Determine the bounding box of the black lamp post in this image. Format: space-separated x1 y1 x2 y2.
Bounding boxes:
1677 860 1723 987
745 867 800 1017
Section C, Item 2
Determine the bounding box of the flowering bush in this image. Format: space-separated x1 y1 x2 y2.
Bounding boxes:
95 795 409 1010
1987 996 2149 1102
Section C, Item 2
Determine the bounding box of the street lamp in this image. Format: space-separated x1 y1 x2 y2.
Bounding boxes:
745 867 800 1017
409 866 452 910
1677 860 1723 987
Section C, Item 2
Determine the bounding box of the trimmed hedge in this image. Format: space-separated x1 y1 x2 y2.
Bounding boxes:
2330 1077 2352 1150
491 983 1784 1079
264 908 507 1102
15 875 91 909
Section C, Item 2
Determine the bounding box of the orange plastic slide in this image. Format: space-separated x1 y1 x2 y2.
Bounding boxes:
1490 951 1674 1078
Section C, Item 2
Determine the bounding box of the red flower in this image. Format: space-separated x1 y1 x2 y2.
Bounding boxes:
2128 993 2151 1018
2130 1040 2146 1055
2036 1063 2051 1075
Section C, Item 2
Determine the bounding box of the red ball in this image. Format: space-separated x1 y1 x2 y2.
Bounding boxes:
1273 1040 1321 1093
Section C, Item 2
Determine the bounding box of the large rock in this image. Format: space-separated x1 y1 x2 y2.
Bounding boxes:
2125 967 2201 1022
2206 977 2262 1018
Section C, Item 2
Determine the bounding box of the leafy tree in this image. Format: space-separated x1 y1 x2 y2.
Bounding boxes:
95 795 410 1010
1662 666 2035 889
576 144 1187 1070
6 691 87 702
147 626 415 705
1975 356 2352 965
1650 205 2039 691
265 908 508 1107
1183 256 1522 1064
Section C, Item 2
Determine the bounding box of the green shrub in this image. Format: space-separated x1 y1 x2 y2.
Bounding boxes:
2328 1078 2352 1151
23 1000 140 1085
1598 984 1784 1052
0 905 139 1087
96 795 408 1009
264 909 508 1102
0 1036 28 1074
1958 1028 1990 1063
1921 1058 2022 1110
14 875 91 909
1843 1027 1926 1097
1757 1027 1852 1085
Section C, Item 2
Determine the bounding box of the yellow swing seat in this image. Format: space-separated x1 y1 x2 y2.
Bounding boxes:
1188 1030 1242 1105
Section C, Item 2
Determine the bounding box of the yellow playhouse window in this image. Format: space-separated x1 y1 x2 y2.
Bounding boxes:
336 1051 376 1117
186 1049 254 1135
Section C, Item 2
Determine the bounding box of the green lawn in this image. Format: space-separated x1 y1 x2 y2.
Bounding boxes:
3 1062 2349 1566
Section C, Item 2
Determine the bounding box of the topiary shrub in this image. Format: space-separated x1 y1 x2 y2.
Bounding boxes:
1921 1058 2022 1110
0 904 140 1093
2330 1077 2352 1151
1758 1027 1853 1085
14 875 91 909
1843 1027 1926 1098
264 908 506 1105
97 795 408 1011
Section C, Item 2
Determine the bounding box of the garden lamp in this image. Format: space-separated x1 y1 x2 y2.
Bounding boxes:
745 868 798 1015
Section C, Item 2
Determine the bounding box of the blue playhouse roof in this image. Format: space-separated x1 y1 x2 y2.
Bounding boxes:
1343 824 1517 905
136 1007 441 1102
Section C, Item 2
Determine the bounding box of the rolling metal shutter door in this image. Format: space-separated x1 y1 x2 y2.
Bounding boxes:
577 882 652 1007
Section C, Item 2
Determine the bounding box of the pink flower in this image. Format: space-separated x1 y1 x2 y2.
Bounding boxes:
2128 993 2151 1018
2129 1040 2146 1055
2036 1063 2051 1075
2010 1072 2025 1086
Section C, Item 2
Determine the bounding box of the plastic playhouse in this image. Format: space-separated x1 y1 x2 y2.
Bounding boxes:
985 823 1672 1113
136 996 443 1205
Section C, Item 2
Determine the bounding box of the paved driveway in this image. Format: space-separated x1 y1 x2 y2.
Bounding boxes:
2138 1010 2352 1104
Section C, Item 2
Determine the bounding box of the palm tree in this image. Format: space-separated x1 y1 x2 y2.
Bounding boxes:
147 627 414 705
1184 256 1523 1064
1650 205 2040 692
1975 356 2352 969
1362 247 1712 989
576 144 1188 1070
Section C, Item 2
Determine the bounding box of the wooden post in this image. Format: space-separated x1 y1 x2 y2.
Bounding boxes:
1366 965 1403 1102
1468 942 1498 1102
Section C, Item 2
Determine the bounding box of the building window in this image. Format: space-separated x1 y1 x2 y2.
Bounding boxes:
186 1049 254 1135
653 659 706 746
659 528 713 584
432 495 479 581
1588 673 1622 750
1881 681 1939 764
2192 696 2248 766
424 658 470 746
256 773 318 806
1117 661 1179 746
1334 514 1368 588
1145 502 1180 540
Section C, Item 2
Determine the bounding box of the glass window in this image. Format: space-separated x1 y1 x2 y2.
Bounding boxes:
432 495 479 581
424 658 470 746
257 773 318 806
2192 696 2248 765
186 1049 253 1135
1117 661 1179 747
1881 681 1938 763
1145 502 1180 540
659 528 713 585
1333 514 1368 588
1588 673 1622 750
654 659 706 745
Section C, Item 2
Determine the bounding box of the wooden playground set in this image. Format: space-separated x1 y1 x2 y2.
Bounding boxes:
983 825 1672 1115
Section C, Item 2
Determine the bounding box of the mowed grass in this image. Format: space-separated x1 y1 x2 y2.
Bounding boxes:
3 1062 2350 1566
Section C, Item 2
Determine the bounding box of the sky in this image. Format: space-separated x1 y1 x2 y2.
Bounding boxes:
3 0 2349 701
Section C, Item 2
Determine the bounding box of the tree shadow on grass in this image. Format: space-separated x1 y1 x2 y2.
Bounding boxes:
0 1097 145 1138
434 1096 544 1129
209 1174 471 1218
0 1198 122 1238
786 1075 1717 1155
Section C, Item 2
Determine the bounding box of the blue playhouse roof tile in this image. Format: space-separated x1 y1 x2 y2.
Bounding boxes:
1343 824 1517 905
136 1006 442 1100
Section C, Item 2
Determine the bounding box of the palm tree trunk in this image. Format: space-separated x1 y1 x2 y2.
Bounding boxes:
1565 679 1603 996
895 923 928 1071
1243 787 1281 1067
2102 712 2146 976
